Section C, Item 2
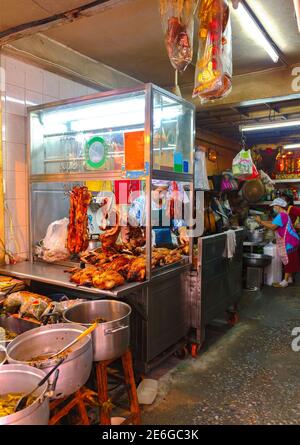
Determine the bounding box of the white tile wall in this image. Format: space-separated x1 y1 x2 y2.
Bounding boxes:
1 55 101 257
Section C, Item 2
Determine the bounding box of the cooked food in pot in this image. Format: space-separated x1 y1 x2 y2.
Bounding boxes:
0 327 17 341
92 317 107 324
0 393 36 417
28 349 69 363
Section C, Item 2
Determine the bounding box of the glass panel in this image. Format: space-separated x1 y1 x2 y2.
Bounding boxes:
150 179 192 271
31 180 146 261
30 91 146 175
152 90 194 173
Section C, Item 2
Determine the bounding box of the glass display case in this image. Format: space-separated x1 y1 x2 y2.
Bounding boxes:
28 84 195 289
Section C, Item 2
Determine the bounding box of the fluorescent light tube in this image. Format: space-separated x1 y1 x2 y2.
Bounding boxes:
294 0 300 33
236 2 279 63
241 120 300 132
283 143 300 150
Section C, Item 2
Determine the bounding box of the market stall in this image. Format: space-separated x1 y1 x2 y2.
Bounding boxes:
0 83 195 373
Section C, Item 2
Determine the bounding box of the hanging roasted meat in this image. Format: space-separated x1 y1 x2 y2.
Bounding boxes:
99 209 121 250
193 0 232 102
67 186 92 254
160 0 196 72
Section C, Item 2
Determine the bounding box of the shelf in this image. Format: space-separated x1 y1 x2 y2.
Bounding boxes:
251 201 300 206
274 179 300 183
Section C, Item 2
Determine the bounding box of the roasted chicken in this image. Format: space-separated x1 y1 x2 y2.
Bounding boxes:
67 245 184 290
92 270 125 290
69 266 99 286
127 257 146 282
103 255 135 278
80 250 109 267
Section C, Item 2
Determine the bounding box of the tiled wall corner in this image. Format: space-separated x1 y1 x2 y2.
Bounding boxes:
1 55 101 259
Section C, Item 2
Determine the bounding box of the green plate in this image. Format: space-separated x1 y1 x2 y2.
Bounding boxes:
85 136 108 169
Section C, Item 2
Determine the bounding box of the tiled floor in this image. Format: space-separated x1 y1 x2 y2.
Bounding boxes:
141 284 300 425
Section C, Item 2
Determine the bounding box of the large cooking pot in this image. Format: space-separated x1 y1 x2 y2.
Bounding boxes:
0 364 49 425
63 300 131 362
6 323 93 399
0 314 38 346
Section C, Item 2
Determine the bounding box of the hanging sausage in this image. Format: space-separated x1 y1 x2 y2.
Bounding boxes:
193 0 232 103
160 0 197 72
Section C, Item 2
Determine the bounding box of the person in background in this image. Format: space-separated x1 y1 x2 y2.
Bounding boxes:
125 180 189 248
231 0 241 8
255 198 300 288
282 190 300 230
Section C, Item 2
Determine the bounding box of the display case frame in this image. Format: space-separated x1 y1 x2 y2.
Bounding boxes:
26 83 195 290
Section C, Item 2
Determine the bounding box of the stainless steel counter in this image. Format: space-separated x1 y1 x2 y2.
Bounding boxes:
0 261 147 298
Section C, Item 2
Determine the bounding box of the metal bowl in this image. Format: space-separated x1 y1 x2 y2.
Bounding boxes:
243 253 272 268
0 364 49 425
6 323 93 399
64 300 131 362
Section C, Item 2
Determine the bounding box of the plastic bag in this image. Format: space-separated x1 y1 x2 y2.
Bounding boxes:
42 218 69 262
160 0 196 72
193 0 232 103
4 291 51 320
195 150 210 190
232 149 259 180
259 169 275 193
19 296 49 321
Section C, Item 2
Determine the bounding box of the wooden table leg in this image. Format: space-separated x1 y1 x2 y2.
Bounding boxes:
121 349 141 425
76 390 90 425
96 361 111 425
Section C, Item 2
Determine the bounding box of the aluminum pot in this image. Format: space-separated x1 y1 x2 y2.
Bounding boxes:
0 364 49 425
6 323 93 399
63 300 131 362
247 229 265 243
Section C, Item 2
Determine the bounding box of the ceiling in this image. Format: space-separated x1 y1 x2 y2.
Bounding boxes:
44 0 300 85
1 0 300 86
1 0 300 145
196 97 300 145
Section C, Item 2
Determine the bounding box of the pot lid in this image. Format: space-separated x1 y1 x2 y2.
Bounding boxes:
242 179 265 203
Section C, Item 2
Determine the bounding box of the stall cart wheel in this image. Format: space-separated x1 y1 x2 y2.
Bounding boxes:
175 345 189 360
190 343 200 358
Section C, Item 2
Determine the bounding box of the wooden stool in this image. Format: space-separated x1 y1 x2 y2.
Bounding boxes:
96 348 141 425
49 387 95 425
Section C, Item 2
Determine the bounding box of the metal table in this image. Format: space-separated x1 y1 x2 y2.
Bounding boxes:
0 261 147 298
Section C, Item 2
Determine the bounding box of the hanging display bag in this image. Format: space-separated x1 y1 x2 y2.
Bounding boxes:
232 149 259 180
193 0 232 103
160 0 197 72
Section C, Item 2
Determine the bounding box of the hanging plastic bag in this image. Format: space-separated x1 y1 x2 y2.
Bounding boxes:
259 169 275 193
232 149 259 180
193 0 232 103
160 0 197 72
41 217 69 262
195 149 210 190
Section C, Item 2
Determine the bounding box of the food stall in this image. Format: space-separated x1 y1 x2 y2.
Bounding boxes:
0 84 195 373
